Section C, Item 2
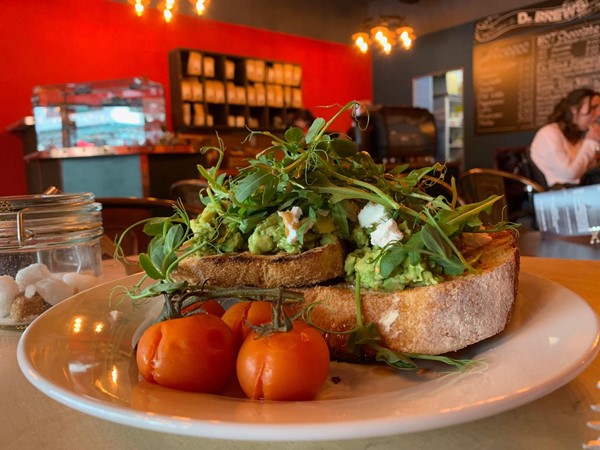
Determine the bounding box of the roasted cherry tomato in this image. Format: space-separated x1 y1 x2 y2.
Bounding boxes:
236 321 330 401
221 300 273 349
136 314 236 393
181 299 225 317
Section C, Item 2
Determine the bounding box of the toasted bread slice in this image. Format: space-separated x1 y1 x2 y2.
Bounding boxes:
295 230 519 358
173 241 345 288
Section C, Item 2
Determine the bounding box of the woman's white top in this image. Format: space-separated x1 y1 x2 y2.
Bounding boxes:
530 123 597 186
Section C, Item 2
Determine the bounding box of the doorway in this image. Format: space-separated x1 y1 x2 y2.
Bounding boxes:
413 69 464 164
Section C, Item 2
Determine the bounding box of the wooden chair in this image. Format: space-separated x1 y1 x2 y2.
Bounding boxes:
459 168 545 226
169 178 208 209
494 146 549 190
98 197 203 257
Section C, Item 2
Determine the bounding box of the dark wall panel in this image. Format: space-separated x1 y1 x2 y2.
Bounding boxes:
372 22 537 170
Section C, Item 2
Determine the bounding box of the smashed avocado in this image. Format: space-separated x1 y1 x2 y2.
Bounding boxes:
191 204 342 256
350 224 369 248
248 211 339 255
248 213 301 254
190 203 244 255
345 247 441 291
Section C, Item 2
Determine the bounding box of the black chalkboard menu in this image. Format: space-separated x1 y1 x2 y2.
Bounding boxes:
474 18 600 134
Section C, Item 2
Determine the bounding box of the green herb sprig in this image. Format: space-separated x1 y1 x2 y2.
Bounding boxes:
115 100 514 304
191 100 511 276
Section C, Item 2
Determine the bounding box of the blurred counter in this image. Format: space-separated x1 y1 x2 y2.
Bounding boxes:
7 115 215 198
22 144 208 198
23 143 202 160
8 116 268 197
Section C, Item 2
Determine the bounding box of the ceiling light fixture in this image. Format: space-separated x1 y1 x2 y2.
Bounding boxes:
352 15 416 54
131 0 209 23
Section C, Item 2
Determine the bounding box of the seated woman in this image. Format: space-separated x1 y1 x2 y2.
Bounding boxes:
530 88 600 188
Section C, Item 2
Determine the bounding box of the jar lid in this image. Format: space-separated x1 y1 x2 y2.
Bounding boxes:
0 192 103 249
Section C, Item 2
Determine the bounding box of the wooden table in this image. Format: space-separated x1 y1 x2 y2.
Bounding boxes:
519 231 600 260
1 257 599 450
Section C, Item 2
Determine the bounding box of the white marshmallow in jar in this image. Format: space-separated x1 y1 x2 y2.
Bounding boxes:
0 192 104 329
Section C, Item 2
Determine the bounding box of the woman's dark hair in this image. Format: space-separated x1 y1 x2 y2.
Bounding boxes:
548 88 595 143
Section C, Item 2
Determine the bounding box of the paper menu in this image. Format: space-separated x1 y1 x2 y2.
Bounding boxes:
534 185 600 236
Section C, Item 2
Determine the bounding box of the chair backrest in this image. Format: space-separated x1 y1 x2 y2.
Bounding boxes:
169 179 208 209
493 146 548 190
459 168 545 225
98 197 203 256
524 147 549 189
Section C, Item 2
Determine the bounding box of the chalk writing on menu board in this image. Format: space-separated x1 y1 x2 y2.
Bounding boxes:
473 2 600 134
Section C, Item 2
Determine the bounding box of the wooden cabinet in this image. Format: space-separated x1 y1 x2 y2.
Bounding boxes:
169 48 303 133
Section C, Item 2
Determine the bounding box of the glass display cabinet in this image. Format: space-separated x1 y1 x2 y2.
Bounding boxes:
31 77 166 151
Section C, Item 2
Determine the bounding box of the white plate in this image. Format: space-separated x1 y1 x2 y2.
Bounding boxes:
17 272 600 441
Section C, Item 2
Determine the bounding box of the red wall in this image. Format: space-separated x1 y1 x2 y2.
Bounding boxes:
0 0 372 196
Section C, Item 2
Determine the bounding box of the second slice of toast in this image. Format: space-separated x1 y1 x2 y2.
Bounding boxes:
295 230 519 358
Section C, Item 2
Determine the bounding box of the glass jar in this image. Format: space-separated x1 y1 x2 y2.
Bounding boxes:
0 192 103 329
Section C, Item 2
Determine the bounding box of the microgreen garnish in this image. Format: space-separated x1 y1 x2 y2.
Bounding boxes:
189 100 510 277
114 100 512 373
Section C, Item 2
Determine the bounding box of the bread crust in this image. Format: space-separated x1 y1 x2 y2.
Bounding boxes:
174 230 519 358
173 241 345 288
295 230 519 358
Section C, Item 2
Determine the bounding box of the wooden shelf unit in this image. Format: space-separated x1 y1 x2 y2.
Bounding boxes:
169 48 303 133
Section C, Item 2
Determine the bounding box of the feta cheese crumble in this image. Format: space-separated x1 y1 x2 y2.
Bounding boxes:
357 202 387 228
357 202 404 248
370 218 404 248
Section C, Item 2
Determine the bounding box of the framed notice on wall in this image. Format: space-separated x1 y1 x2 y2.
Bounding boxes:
473 0 600 134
